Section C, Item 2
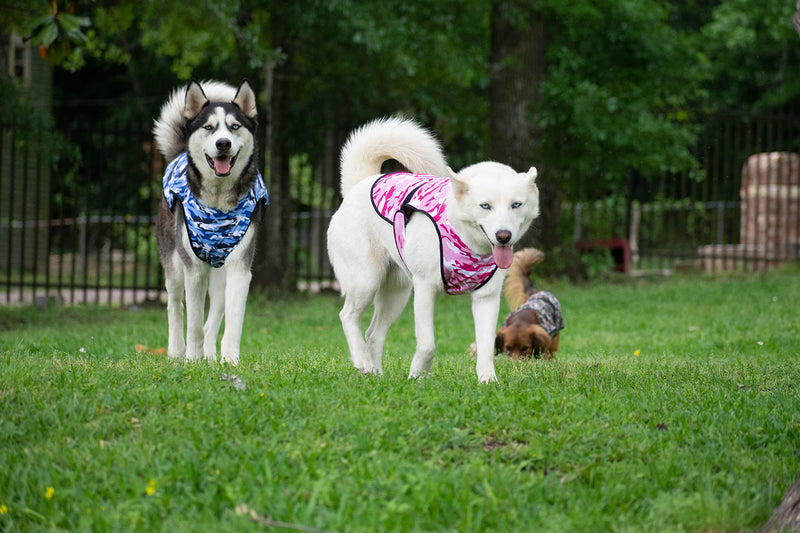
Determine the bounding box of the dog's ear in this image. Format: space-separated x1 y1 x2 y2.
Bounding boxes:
528 325 551 359
525 166 539 196
494 330 505 355
549 332 560 355
233 79 258 119
447 166 469 201
184 80 209 120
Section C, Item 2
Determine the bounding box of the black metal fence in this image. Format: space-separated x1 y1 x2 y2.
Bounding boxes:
2 107 799 306
566 110 800 275
1 102 164 306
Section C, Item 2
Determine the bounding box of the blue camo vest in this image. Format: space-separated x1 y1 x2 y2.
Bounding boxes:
163 153 269 268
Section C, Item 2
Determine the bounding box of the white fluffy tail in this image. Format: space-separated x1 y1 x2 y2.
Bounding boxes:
339 117 448 197
152 80 238 162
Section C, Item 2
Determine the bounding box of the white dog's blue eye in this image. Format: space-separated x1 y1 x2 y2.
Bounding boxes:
231 124 240 130
480 203 491 210
204 125 213 131
511 202 522 209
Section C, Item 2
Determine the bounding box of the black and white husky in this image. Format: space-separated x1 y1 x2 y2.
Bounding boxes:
153 80 268 365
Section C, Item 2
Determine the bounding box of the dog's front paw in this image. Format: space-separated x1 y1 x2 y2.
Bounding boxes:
354 362 382 376
476 365 498 383
220 353 240 366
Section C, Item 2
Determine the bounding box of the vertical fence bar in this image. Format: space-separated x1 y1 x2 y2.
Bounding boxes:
147 137 160 302
32 146 42 303
101 126 110 304
5 125 16 300
55 154 66 305
19 138 29 304
292 158 302 287
1 123 7 303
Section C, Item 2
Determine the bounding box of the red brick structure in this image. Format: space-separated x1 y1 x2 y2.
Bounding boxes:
699 152 800 271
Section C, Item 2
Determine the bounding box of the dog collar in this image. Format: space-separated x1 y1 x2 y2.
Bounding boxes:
163 153 269 267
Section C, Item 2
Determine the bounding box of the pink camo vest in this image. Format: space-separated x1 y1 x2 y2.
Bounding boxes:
371 173 497 295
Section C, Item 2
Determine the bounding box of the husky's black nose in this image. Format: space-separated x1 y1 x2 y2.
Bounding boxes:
496 230 511 245
216 138 232 152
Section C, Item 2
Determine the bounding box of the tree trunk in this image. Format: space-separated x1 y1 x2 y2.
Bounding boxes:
764 11 800 528
251 50 294 292
488 0 559 250
761 468 800 532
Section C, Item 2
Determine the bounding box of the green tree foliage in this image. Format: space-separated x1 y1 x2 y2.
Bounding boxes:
282 0 491 167
0 2 85 172
699 0 800 111
27 2 90 63
535 0 708 200
6 0 800 178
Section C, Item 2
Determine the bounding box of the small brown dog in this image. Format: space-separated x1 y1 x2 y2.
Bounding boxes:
495 248 564 360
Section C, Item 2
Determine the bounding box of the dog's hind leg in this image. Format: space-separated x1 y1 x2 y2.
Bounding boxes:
328 203 390 375
365 274 411 373
339 284 380 374
203 267 226 361
408 282 438 379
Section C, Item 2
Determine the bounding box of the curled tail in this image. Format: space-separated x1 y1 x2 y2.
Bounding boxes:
503 248 545 309
152 80 238 162
339 117 448 197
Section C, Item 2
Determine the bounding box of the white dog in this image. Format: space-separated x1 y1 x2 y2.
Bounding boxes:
327 117 540 382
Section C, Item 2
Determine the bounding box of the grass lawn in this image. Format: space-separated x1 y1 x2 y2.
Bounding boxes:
1 270 798 532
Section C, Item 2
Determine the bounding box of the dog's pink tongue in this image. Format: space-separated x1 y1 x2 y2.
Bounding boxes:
213 156 231 175
492 245 514 269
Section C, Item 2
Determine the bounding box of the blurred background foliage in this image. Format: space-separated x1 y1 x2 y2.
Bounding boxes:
2 0 799 283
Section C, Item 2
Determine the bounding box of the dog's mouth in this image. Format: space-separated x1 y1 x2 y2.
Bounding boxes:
480 226 514 269
205 151 239 177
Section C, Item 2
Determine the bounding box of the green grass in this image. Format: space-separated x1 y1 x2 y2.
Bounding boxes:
1 270 799 532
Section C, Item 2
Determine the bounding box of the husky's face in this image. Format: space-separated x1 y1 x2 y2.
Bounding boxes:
449 162 539 268
183 80 257 180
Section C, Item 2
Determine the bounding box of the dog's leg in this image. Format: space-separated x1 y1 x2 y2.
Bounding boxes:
219 265 252 366
164 265 186 358
471 283 503 383
203 267 226 361
365 278 411 373
408 283 437 379
339 285 380 374
328 200 393 375
184 264 210 361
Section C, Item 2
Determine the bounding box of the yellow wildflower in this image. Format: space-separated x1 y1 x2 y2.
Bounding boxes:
145 479 156 496
0 504 8 514
45 487 54 500
634 349 641 356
